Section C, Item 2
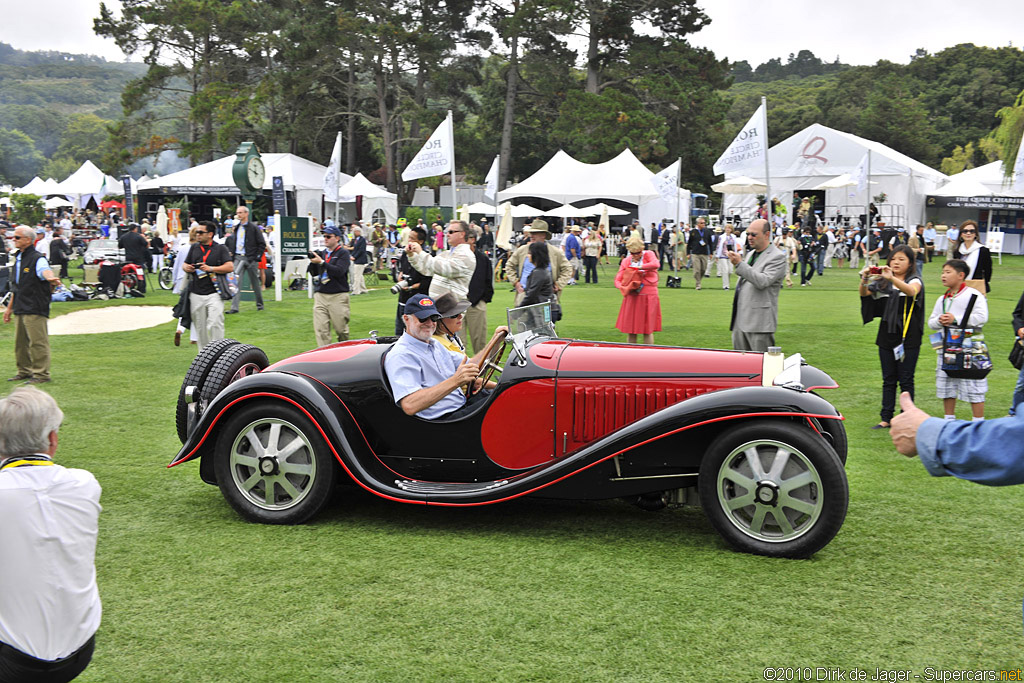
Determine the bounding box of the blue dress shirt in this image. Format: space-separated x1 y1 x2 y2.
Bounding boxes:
917 415 1024 486
384 332 466 419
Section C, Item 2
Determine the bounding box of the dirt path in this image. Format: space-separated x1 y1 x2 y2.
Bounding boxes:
48 306 175 336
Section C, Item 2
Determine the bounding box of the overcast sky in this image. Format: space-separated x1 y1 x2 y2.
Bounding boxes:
2 0 1023 67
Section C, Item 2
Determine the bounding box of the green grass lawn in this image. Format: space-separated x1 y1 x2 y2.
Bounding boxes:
6 256 1023 680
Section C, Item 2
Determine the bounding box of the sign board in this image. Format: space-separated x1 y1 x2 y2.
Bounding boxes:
272 176 286 215
926 195 1024 211
280 216 310 257
122 175 135 222
168 208 182 234
985 231 1005 254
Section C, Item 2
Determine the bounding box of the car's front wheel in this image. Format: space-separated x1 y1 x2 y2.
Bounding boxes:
214 401 337 524
698 420 847 558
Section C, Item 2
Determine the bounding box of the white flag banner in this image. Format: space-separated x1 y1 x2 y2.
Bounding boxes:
850 152 869 197
1013 128 1024 193
650 160 681 203
322 132 342 202
402 117 453 181
712 103 766 177
484 155 499 200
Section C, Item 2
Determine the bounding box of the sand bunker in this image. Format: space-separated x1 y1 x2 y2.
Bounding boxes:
48 306 175 336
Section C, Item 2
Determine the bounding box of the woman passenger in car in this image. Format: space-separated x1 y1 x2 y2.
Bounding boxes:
431 293 509 392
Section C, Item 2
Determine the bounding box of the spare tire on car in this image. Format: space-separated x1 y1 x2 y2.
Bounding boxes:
176 339 241 443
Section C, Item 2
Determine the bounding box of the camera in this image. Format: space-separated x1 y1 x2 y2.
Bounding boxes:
390 277 411 295
869 266 882 275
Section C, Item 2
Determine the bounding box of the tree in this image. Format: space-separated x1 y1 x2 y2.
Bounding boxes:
0 129 44 186
54 114 112 164
857 75 939 165
0 105 67 158
10 193 44 225
40 156 81 182
552 89 668 162
992 88 1024 180
572 0 708 95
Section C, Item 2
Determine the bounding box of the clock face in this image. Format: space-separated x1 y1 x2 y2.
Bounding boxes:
247 157 265 189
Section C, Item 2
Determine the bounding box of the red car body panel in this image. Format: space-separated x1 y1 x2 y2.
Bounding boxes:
481 379 556 469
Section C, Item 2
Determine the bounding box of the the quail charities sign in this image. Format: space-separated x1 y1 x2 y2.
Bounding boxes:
280 216 310 257
926 195 1024 211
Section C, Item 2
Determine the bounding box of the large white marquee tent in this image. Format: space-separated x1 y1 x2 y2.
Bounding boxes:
138 154 397 223
721 124 948 226
498 149 690 227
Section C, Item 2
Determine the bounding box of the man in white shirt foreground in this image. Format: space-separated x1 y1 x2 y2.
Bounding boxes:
0 387 101 682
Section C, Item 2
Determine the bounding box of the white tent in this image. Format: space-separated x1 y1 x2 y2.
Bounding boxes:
15 177 46 195
543 204 590 218
44 197 73 209
333 172 398 224
575 202 630 216
952 161 1024 196
721 124 948 225
52 160 109 208
499 148 690 226
500 149 661 204
138 153 350 220
930 175 994 198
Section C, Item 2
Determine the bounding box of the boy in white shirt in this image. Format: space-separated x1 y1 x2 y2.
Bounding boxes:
928 259 989 420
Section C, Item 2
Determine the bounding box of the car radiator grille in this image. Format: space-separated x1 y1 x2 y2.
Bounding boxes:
571 385 706 442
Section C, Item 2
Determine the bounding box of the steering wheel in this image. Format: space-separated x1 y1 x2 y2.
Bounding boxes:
468 330 508 396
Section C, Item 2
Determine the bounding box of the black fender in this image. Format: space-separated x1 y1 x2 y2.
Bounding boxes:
801 363 839 391
167 371 427 502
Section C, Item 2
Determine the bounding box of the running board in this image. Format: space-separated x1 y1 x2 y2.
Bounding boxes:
395 479 511 494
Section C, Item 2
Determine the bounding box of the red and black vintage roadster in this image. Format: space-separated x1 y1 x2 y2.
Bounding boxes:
170 304 848 558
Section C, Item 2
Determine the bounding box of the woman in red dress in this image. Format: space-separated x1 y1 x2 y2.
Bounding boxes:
614 234 661 344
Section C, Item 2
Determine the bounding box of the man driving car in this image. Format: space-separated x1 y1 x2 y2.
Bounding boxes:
385 294 499 419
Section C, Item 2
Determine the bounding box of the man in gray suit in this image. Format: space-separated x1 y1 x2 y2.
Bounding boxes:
727 219 787 351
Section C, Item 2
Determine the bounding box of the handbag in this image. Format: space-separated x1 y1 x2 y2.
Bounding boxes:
548 297 562 322
1010 338 1024 370
941 292 992 379
214 272 239 300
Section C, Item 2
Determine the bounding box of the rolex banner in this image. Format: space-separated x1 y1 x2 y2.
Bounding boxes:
650 160 681 203
484 155 499 200
402 114 453 182
712 103 766 177
322 132 342 202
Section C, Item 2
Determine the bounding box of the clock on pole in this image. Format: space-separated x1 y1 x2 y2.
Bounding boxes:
232 141 265 201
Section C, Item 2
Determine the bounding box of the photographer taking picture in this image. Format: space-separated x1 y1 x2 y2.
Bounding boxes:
859 244 924 430
393 227 432 335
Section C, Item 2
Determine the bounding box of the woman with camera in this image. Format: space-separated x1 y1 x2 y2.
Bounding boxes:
859 244 924 429
953 219 992 293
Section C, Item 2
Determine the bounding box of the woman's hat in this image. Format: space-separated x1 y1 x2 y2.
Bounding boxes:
432 292 471 318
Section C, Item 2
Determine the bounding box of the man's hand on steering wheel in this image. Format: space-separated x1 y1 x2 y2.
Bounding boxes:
468 328 508 396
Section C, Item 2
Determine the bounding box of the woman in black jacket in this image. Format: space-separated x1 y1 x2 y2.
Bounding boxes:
953 219 992 292
521 241 553 306
1010 290 1024 415
859 245 924 429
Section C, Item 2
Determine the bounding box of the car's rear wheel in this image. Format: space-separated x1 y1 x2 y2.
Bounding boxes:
214 401 336 524
175 338 240 443
698 420 847 558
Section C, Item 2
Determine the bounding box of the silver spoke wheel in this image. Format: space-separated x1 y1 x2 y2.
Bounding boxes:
715 439 823 543
229 418 316 511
